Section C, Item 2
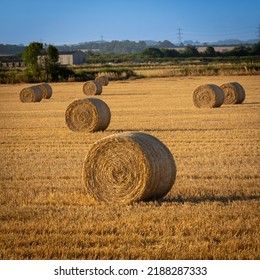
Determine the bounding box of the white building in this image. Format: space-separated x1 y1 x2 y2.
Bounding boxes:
58 51 86 65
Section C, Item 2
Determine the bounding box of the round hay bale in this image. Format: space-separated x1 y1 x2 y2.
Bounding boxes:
82 80 102 95
193 84 224 108
19 86 42 103
38 83 52 99
95 75 109 86
65 98 111 132
220 82 245 104
82 132 177 203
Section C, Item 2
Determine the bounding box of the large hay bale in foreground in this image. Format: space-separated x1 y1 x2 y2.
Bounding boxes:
20 86 42 103
193 84 224 108
38 83 52 99
82 132 177 203
220 82 245 104
82 80 102 95
95 75 109 86
65 98 111 132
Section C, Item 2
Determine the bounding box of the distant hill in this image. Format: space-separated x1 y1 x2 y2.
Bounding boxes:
0 44 25 56
0 39 259 56
183 39 259 46
144 40 158 46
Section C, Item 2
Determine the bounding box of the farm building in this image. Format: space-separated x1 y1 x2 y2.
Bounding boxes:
58 51 86 65
0 56 25 67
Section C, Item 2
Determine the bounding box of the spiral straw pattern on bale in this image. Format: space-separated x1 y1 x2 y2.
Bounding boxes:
220 82 246 104
82 80 102 95
193 84 224 108
65 98 111 132
82 132 177 204
19 86 43 103
38 83 52 99
95 75 109 86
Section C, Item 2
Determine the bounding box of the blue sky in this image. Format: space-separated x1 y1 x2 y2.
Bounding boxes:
1 0 259 45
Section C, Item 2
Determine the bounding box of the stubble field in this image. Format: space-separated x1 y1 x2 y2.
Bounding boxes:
0 75 259 259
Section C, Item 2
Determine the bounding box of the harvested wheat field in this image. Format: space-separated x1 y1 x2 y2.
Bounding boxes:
0 76 259 260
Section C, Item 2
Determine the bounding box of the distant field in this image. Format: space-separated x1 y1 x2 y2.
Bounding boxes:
0 76 259 259
174 46 236 52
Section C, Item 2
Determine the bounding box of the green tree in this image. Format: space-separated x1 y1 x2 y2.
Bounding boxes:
251 41 260 55
22 42 43 80
204 46 216 56
44 45 59 81
162 48 179 58
227 45 251 56
183 45 199 57
47 44 59 63
141 47 164 58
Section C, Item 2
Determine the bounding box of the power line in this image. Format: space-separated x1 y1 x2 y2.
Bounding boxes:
143 25 257 44
177 28 183 45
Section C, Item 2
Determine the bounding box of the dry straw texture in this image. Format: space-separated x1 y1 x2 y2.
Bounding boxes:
1 76 259 260
95 75 109 86
193 84 224 108
82 80 102 95
82 132 176 204
65 98 111 132
38 83 52 99
220 82 246 104
19 85 42 103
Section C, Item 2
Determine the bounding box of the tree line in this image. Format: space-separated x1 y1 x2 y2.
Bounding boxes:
56 40 183 54
141 43 260 58
86 42 260 63
1 40 260 56
1 41 260 83
1 40 170 56
21 42 73 82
